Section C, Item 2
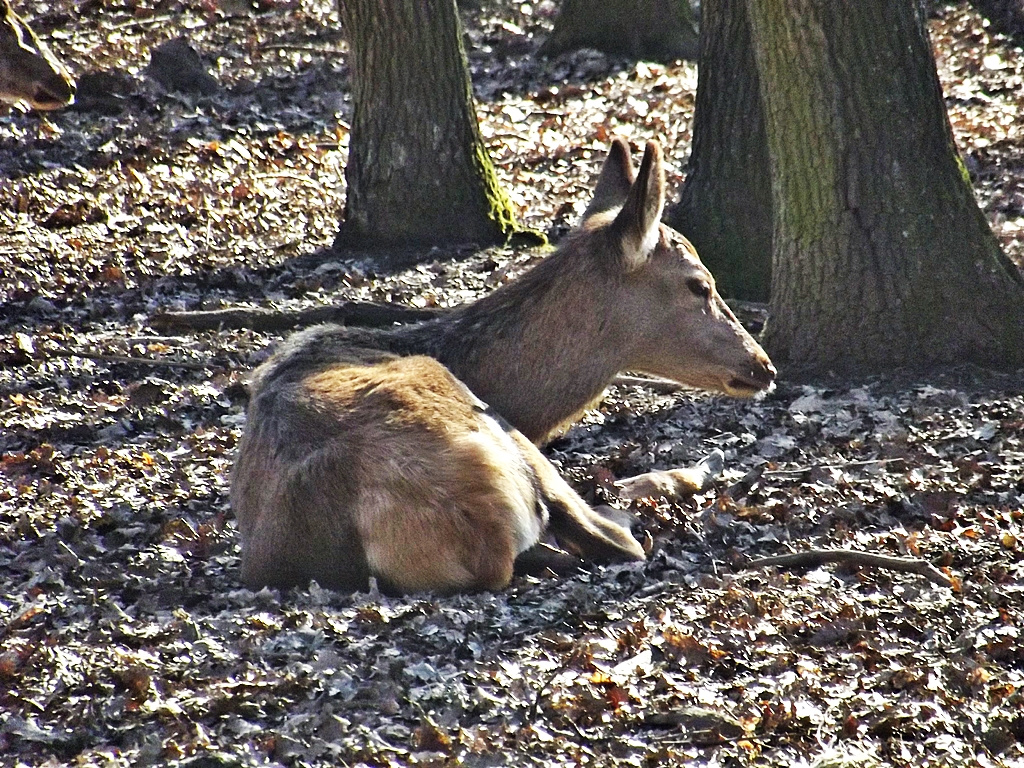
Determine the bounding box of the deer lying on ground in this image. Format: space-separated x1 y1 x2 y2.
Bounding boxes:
232 139 776 595
0 0 74 110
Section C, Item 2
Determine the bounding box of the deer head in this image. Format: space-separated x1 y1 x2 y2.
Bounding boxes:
581 138 776 396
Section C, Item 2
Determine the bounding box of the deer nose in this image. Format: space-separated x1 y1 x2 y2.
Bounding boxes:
755 357 778 386
725 356 777 396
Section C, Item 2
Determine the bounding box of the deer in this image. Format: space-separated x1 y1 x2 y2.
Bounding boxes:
0 0 75 111
231 138 777 595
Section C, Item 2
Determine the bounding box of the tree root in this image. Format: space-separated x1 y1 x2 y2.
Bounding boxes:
150 301 444 332
47 348 213 370
745 549 954 588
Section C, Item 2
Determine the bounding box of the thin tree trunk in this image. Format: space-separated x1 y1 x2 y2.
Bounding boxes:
336 0 519 257
539 0 699 62
667 0 771 300
747 0 1024 376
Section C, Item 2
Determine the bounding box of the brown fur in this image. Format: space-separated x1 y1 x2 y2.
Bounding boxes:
0 0 74 110
232 139 776 594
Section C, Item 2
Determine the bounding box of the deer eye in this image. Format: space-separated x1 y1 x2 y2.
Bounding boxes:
687 278 712 300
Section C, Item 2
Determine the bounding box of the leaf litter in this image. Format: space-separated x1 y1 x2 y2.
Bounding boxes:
1 1 1023 766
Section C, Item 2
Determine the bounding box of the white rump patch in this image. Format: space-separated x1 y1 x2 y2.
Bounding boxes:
475 412 544 554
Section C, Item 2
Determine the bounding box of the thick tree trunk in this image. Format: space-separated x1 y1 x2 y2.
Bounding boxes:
667 0 771 300
747 0 1024 376
539 0 699 62
336 0 519 257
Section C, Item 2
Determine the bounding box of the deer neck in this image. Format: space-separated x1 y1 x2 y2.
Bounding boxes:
434 258 625 443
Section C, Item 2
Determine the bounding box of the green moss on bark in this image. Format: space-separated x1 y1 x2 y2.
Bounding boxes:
750 0 1024 375
669 0 772 301
749 0 839 250
337 0 530 256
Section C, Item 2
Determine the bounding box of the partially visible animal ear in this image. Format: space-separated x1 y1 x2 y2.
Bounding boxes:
609 141 665 271
581 137 635 221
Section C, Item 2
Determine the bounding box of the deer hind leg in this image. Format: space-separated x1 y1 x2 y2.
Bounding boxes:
614 450 725 502
236 423 542 595
356 415 546 595
507 431 646 564
233 429 373 592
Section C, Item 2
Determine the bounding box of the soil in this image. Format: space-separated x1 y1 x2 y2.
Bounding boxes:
1 1 1022 766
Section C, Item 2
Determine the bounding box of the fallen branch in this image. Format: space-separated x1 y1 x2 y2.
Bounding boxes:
49 349 213 370
261 44 346 55
150 301 444 333
104 12 179 32
745 549 954 588
764 457 907 476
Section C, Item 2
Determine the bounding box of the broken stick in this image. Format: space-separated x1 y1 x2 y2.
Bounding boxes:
150 301 444 333
745 549 954 588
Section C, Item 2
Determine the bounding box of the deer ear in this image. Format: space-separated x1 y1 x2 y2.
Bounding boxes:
581 138 635 221
610 141 665 271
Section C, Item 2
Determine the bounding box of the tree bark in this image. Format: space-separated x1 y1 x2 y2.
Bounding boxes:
539 0 699 62
667 0 771 300
747 0 1024 376
336 0 520 258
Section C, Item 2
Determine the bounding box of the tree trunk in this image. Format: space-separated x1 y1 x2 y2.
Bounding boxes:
336 0 519 258
667 0 771 300
747 0 1024 376
539 0 699 62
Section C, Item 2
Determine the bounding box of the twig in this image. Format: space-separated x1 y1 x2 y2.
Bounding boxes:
150 301 444 333
253 172 324 188
546 718 594 745
745 548 953 587
49 349 213 371
104 13 185 32
764 458 907 476
484 132 532 143
651 732 755 748
122 335 190 344
261 44 346 54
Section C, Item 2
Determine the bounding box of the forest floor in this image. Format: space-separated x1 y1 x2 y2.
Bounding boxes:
1 1 1023 766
